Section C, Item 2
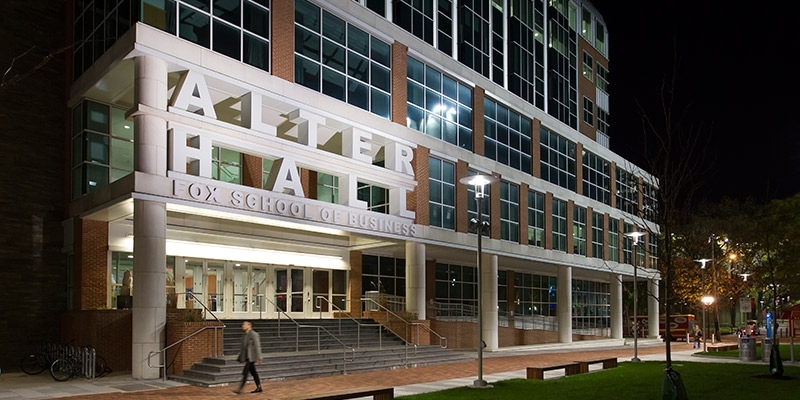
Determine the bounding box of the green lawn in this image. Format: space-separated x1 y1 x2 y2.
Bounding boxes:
397 361 799 400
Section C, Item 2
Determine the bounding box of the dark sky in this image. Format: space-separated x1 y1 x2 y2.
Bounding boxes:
592 1 800 202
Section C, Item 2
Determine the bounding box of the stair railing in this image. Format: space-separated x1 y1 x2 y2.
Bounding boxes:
262 296 355 372
148 292 225 381
360 297 448 364
315 296 385 349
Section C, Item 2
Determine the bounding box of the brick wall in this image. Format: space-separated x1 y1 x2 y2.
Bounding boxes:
432 320 606 348
271 0 293 81
165 309 224 375
75 219 109 309
0 0 68 369
61 310 132 372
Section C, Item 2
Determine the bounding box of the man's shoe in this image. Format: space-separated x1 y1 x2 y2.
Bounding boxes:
233 389 242 394
251 387 263 393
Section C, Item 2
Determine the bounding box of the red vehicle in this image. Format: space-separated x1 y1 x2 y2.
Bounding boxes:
660 314 695 341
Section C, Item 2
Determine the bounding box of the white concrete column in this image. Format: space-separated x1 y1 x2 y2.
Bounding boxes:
610 273 623 339
134 55 168 176
132 199 167 379
557 265 572 343
131 55 169 379
405 241 426 320
482 254 498 351
648 279 660 338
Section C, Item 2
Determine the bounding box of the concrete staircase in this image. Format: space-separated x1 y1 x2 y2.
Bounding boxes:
172 318 473 386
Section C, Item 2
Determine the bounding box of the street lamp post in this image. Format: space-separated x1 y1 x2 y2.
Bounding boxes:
459 174 498 388
625 231 646 363
694 259 711 352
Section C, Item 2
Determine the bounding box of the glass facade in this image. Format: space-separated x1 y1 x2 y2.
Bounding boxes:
573 205 586 256
295 0 391 119
458 0 491 79
484 98 532 174
540 127 576 191
500 181 520 242
615 168 638 215
582 150 610 205
572 279 610 331
608 217 619 262
514 272 557 317
527 190 545 247
552 198 567 252
71 100 134 198
407 56 473 150
434 262 477 309
508 0 545 109
357 183 389 214
362 255 405 296
429 157 456 230
547 1 578 128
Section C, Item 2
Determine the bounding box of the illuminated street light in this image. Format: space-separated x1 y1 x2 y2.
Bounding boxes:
625 231 646 363
694 259 712 352
702 296 715 352
459 174 498 388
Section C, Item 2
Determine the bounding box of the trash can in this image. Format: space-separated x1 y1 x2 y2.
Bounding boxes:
762 338 773 362
739 337 757 361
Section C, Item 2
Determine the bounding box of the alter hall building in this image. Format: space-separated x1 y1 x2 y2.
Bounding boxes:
0 0 661 378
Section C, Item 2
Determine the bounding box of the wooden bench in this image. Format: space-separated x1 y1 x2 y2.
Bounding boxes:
575 357 618 374
526 362 581 380
275 386 393 400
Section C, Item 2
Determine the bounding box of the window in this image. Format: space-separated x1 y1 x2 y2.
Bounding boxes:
597 108 609 136
357 182 389 213
597 64 609 92
527 190 545 247
362 254 405 296
596 21 606 55
74 0 138 78
500 182 520 242
514 272 557 318
552 198 567 252
582 150 610 204
407 56 473 150
608 217 619 262
394 0 434 45
616 168 638 215
592 212 604 258
547 5 578 128
642 183 658 222
484 98 532 174
295 0 391 119
582 52 593 81
71 100 134 198
435 262 477 309
572 279 610 333
212 146 242 184
429 157 456 230
649 232 658 269
540 127 576 191
317 172 339 204
581 6 592 43
583 97 594 126
508 0 545 108
458 0 491 79
110 251 176 309
573 205 586 256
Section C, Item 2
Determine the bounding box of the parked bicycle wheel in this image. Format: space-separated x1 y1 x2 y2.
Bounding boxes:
95 355 111 378
20 354 47 375
50 358 75 381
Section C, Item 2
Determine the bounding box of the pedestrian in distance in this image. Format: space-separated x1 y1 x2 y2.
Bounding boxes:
692 325 702 349
235 320 263 394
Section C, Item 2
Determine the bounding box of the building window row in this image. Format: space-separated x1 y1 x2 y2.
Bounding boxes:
572 279 611 331
407 56 474 150
540 127 577 191
295 0 391 119
484 98 533 174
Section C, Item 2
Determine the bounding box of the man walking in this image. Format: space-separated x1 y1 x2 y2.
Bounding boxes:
235 320 263 394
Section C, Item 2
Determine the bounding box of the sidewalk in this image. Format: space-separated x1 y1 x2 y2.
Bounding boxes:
0 338 779 400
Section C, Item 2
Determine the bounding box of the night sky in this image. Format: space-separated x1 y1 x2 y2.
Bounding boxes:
593 1 800 202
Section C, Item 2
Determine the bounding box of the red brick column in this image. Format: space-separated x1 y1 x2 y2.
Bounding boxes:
391 42 408 126
74 219 109 310
412 146 430 224
241 154 262 188
271 0 294 81
349 250 363 315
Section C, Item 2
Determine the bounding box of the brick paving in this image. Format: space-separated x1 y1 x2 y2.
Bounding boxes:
59 340 699 399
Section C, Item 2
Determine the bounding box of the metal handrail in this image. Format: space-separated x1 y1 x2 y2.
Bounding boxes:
361 297 448 364
148 292 225 381
263 296 355 371
315 296 385 349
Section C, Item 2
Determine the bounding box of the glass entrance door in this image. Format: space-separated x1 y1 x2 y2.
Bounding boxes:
274 267 308 317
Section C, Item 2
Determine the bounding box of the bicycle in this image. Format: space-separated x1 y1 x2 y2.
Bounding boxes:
49 344 111 381
20 343 59 375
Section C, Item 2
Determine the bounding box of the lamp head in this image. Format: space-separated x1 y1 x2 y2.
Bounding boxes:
460 174 499 199
624 231 646 245
702 296 715 306
694 258 712 269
